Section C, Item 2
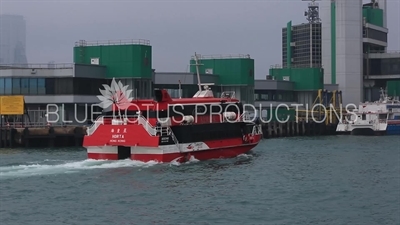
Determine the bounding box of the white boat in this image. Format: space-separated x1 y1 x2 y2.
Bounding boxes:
336 89 400 135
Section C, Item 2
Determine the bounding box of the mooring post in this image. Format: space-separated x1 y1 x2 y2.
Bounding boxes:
23 127 30 148
9 129 13 148
48 127 55 148
5 129 9 148
0 129 3 148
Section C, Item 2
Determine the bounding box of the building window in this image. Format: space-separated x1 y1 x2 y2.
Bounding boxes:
54 78 73 94
254 93 259 101
0 78 4 95
21 78 29 94
4 78 12 94
38 78 46 94
30 78 37 95
260 94 268 101
368 58 400 75
366 28 387 43
12 78 20 94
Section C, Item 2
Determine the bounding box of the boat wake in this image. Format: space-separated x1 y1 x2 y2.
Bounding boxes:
0 159 159 179
169 155 200 166
0 153 254 179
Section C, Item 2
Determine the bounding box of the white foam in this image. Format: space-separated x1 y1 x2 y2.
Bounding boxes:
236 153 253 159
0 159 159 179
169 155 200 167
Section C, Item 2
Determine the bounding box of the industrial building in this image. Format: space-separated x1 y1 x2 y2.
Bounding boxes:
1 0 399 126
282 22 322 68
0 40 256 125
265 0 399 107
0 39 154 125
189 54 255 104
321 0 399 104
265 0 326 109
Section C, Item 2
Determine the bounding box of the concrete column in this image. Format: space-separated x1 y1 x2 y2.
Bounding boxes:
335 0 363 105
322 0 332 84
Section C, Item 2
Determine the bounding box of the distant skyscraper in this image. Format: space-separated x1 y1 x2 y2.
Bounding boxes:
0 14 28 65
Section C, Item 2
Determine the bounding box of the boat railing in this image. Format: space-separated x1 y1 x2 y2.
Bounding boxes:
138 117 180 151
169 129 181 152
221 91 235 99
87 116 104 135
86 115 158 136
137 116 157 136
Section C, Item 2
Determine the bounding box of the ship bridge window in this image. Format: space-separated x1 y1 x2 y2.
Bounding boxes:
362 114 366 120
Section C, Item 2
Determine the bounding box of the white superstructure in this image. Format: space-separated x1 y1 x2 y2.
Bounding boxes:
336 89 400 134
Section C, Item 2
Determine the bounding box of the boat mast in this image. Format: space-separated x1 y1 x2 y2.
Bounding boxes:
178 79 182 99
194 52 202 92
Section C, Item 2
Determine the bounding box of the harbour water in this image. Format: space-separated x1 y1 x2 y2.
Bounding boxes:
0 136 399 225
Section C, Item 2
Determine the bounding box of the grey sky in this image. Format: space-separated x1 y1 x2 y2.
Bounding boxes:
1 0 399 79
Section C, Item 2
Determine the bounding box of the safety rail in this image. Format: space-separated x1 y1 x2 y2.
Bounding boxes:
86 115 164 137
86 116 104 135
221 91 235 99
75 39 150 47
137 116 157 136
169 129 181 152
0 63 74 69
269 64 323 69
191 54 251 59
368 50 400 54
0 121 82 129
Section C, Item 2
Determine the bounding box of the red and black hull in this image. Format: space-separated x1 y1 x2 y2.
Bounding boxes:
83 120 263 163
85 134 262 163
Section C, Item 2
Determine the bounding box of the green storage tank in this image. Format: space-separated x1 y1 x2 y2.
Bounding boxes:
362 7 384 27
73 40 152 79
387 80 400 97
269 67 323 91
189 55 254 86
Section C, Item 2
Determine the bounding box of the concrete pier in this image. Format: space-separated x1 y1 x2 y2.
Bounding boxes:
1 121 338 149
261 120 337 139
0 126 87 148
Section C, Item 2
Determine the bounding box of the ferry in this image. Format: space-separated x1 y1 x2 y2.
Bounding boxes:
82 53 263 163
336 89 400 135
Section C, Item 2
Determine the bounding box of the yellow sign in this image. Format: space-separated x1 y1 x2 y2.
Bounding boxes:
0 95 25 115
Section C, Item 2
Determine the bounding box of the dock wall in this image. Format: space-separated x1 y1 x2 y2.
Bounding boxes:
1 121 336 149
0 126 86 148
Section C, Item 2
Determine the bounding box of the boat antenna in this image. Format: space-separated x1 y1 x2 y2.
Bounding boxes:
194 52 202 92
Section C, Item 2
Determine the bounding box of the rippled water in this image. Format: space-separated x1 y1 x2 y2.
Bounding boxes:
0 136 399 225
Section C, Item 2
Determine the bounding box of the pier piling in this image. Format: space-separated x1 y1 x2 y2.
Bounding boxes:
0 126 87 149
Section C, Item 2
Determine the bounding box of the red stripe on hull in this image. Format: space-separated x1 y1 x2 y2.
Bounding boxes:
388 120 400 125
87 144 258 163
